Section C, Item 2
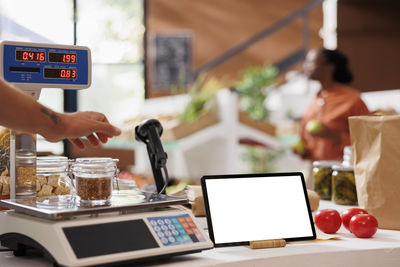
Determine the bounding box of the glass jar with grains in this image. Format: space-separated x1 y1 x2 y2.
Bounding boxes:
36 156 71 197
71 157 118 206
331 164 357 205
16 150 36 196
312 160 341 200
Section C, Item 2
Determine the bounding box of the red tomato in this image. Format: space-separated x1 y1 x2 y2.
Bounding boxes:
341 208 368 231
349 214 378 238
314 209 342 234
118 171 133 180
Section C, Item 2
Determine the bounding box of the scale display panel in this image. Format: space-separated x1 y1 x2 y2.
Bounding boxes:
63 219 159 259
62 213 208 259
0 41 90 88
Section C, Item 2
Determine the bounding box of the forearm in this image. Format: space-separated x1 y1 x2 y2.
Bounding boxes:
0 78 63 137
310 125 341 144
0 78 121 147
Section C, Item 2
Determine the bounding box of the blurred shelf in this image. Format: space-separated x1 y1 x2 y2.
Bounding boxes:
112 89 282 180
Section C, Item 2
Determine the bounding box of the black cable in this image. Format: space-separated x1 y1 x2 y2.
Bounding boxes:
0 248 13 252
158 166 169 195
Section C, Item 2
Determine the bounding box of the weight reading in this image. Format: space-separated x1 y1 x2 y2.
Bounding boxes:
44 68 77 79
16 51 45 62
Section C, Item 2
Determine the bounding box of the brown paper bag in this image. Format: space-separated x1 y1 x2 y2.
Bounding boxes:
349 115 400 230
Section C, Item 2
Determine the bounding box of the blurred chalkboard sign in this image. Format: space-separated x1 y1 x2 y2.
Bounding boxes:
152 34 192 91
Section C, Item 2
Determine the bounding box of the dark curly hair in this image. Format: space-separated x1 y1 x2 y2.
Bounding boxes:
321 49 353 84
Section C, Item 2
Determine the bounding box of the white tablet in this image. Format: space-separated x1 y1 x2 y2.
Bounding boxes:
201 172 316 247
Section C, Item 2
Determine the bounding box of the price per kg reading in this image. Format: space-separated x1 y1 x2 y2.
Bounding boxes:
49 52 77 63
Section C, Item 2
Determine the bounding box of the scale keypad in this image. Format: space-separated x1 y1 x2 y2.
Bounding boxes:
148 214 205 246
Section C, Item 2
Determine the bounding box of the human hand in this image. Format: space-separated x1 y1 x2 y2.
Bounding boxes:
291 145 311 160
308 124 341 144
43 111 121 149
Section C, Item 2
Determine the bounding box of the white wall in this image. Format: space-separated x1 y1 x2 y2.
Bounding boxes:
361 89 400 113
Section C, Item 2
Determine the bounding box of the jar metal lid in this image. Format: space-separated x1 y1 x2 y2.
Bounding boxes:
343 146 352 155
332 164 354 171
16 149 36 165
37 156 69 173
74 157 118 167
37 156 68 165
72 157 119 173
313 160 341 167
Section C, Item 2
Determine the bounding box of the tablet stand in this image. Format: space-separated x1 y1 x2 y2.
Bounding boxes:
249 239 286 249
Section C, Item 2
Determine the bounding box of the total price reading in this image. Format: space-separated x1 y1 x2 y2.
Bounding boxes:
16 51 45 62
44 68 77 79
49 52 77 63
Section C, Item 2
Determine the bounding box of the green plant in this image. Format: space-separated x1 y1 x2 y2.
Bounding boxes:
236 65 278 121
178 75 225 123
241 146 283 173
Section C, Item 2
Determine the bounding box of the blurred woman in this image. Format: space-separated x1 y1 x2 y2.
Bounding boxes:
296 48 370 161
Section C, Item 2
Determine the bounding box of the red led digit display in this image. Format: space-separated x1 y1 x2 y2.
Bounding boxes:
16 51 45 62
49 52 77 63
44 68 77 79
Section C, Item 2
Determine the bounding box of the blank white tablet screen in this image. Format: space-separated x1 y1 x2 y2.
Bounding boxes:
205 175 314 244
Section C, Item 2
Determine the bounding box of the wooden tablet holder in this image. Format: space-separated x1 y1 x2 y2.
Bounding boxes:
249 239 286 249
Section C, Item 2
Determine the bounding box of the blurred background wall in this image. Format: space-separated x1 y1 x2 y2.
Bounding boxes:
146 0 323 97
337 0 400 92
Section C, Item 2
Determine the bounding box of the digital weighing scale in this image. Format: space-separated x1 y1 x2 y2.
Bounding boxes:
0 41 213 266
0 191 212 266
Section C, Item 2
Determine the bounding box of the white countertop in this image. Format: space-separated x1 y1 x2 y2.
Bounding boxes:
1 200 400 267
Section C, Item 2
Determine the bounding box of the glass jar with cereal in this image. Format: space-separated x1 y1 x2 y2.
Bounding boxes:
16 150 36 196
36 156 71 197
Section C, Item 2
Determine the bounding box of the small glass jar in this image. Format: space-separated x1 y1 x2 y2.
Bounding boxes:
71 157 118 206
16 150 36 196
313 160 341 200
36 156 71 197
332 164 358 205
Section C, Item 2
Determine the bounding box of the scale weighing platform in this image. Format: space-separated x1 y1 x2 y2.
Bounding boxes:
0 190 213 266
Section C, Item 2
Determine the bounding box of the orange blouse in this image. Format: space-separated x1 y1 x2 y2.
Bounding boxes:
301 83 370 161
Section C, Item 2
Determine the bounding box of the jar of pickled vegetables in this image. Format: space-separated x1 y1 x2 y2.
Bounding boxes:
332 164 357 205
313 160 341 200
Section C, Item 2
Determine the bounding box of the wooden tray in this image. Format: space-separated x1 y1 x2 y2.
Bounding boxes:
161 109 219 141
238 111 276 136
